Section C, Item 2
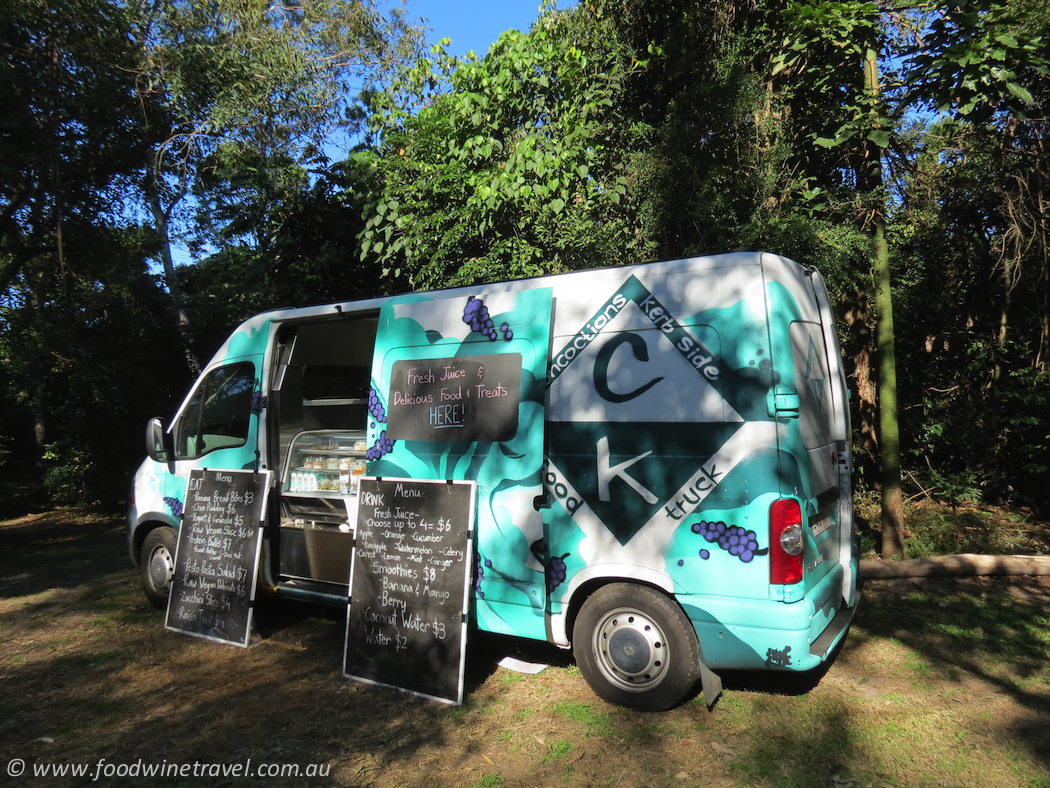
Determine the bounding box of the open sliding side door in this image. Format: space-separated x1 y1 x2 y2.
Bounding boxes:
366 287 554 641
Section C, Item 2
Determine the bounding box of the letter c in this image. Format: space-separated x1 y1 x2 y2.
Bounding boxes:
594 333 664 403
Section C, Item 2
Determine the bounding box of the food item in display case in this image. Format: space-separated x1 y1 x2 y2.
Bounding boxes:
284 431 367 496
351 460 366 494
339 461 350 495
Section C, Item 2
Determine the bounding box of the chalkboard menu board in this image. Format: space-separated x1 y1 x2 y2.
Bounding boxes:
344 477 475 704
386 353 521 443
166 469 270 647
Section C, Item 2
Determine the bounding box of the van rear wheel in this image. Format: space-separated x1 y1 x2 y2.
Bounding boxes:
140 527 177 610
572 583 699 711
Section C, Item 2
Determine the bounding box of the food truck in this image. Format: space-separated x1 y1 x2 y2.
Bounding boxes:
128 250 860 710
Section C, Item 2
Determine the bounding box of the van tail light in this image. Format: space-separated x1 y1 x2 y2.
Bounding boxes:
769 499 804 585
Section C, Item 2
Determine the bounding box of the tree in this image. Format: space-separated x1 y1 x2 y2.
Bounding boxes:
1 0 149 294
771 0 906 556
0 0 423 503
909 0 1049 370
124 0 422 370
1 0 157 470
180 160 392 360
894 0 1050 505
357 5 647 288
1 218 189 504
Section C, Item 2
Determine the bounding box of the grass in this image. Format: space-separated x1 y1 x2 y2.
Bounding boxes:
540 739 572 763
1 505 1049 788
855 490 1050 559
552 701 612 737
468 775 504 788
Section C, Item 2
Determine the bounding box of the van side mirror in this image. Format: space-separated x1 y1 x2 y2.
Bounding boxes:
146 417 175 463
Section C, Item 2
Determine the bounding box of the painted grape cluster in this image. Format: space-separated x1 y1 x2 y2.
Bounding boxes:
250 389 264 414
474 555 492 599
367 388 387 424
546 553 570 594
366 431 395 461
366 388 391 459
163 496 183 518
692 520 768 563
462 296 513 341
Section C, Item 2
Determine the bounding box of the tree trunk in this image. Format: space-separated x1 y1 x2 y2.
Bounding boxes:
862 553 1050 579
145 168 200 377
864 47 904 559
33 381 47 450
873 215 904 558
844 288 878 476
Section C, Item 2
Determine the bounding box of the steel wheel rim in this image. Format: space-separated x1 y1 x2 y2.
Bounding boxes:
590 606 669 693
148 543 174 593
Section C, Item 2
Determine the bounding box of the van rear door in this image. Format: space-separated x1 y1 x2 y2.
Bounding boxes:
804 268 857 606
763 256 855 609
788 316 843 590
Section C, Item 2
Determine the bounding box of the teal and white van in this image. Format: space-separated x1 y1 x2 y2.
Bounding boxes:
128 251 860 710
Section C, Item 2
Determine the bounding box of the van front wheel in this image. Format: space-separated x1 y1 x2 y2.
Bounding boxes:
140 527 177 610
572 583 699 711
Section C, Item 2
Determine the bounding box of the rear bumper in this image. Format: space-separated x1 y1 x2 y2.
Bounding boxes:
678 565 858 671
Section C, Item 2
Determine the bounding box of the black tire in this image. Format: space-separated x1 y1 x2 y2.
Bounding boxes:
140 527 177 610
572 583 699 711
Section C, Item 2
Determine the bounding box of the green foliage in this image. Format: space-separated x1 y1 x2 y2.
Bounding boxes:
2 224 189 506
4 0 1050 514
0 0 149 292
772 0 888 150
1 0 424 505
132 0 422 161
358 7 650 288
181 163 393 360
854 487 1048 559
902 504 1041 558
890 105 1050 506
908 0 1050 122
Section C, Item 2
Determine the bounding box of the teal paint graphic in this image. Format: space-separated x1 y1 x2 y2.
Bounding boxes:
367 289 553 639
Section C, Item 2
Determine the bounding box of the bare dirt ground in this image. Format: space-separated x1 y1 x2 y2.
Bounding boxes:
2 506 1049 788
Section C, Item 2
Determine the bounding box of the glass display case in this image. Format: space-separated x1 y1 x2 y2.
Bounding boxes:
282 429 367 497
279 430 366 586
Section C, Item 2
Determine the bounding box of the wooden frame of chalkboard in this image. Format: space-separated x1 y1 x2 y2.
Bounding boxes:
344 477 476 705
165 468 271 647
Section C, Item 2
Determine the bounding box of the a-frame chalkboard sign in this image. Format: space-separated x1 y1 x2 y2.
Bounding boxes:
344 477 475 705
166 468 270 647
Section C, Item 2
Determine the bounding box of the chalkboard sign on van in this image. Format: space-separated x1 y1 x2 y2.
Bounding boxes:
386 353 521 443
344 477 475 704
166 469 270 647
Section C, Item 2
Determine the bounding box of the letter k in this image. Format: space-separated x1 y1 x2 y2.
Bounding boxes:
597 436 658 504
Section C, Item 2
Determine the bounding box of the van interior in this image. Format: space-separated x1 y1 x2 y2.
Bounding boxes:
267 314 379 593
